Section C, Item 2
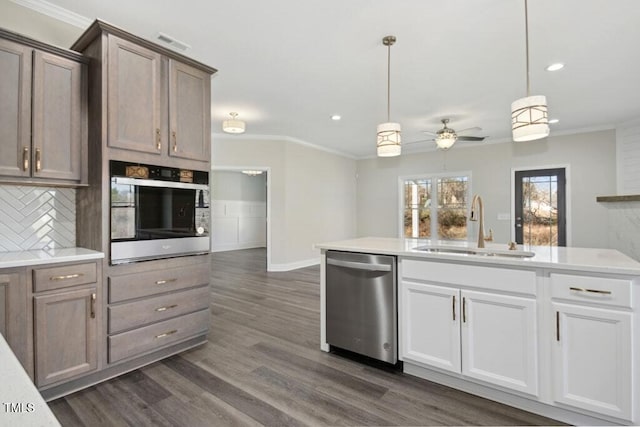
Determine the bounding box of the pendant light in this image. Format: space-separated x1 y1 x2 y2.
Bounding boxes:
222 112 246 134
511 0 549 142
377 35 401 157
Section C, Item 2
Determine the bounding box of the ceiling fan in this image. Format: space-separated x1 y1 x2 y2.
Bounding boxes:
408 118 486 150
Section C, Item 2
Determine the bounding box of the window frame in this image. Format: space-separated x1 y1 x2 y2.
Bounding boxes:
398 171 473 240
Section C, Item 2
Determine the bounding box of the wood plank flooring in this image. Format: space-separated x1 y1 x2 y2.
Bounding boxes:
48 248 563 426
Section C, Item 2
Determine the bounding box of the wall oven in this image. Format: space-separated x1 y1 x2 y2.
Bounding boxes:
110 161 210 264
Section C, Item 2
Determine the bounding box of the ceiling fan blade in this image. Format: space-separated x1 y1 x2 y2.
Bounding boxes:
456 126 482 134
457 136 486 142
421 130 438 136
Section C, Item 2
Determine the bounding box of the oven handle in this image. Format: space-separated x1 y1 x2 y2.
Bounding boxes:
112 176 209 191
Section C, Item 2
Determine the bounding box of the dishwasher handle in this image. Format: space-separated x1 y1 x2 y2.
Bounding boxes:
327 258 392 272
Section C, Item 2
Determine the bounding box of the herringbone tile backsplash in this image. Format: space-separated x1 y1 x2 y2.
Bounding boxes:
0 186 76 252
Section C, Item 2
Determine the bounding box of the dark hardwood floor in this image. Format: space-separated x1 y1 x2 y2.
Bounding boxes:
49 248 562 426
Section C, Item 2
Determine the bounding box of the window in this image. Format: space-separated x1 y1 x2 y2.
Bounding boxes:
402 174 470 240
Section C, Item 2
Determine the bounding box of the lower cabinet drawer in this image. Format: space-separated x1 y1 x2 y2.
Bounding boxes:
33 262 97 292
108 286 210 334
108 309 209 363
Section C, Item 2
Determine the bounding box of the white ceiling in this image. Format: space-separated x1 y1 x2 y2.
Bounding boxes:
18 0 640 158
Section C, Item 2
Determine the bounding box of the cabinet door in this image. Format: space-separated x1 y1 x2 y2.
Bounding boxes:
552 302 632 420
107 35 163 154
32 51 84 181
0 269 30 375
401 281 460 373
34 287 97 387
0 39 32 178
169 59 211 161
461 290 538 396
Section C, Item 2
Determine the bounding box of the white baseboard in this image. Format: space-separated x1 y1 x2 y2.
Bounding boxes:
211 242 266 252
268 258 319 272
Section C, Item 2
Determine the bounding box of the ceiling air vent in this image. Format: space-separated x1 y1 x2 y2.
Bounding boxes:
156 32 191 51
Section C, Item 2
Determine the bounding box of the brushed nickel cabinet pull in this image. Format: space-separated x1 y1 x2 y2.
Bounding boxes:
155 304 178 312
155 329 177 339
50 273 83 281
35 148 42 172
90 293 96 319
569 286 612 295
452 295 456 321
155 278 177 285
462 297 467 323
156 128 161 150
556 311 560 341
22 147 29 171
172 131 177 152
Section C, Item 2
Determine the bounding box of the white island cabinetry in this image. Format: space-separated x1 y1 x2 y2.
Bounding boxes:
316 237 640 426
401 258 538 396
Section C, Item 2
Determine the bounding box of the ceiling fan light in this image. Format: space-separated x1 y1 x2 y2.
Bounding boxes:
376 122 402 157
436 134 457 150
511 95 549 142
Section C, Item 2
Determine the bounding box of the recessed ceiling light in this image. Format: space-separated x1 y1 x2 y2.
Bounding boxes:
331 115 341 121
546 63 564 71
548 118 560 124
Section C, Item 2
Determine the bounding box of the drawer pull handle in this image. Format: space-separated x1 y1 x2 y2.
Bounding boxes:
569 287 612 295
50 273 83 281
155 304 178 312
155 330 177 339
155 279 177 285
90 293 96 319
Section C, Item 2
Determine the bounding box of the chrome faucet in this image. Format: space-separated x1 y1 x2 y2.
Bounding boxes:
469 194 493 248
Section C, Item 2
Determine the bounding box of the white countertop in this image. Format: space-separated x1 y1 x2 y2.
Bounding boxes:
315 237 640 276
0 334 60 426
0 247 104 269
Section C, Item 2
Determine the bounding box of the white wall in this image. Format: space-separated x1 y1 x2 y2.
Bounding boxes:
212 136 357 270
211 171 267 252
0 1 82 48
356 129 616 249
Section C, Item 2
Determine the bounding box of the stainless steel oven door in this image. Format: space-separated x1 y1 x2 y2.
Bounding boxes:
110 177 210 264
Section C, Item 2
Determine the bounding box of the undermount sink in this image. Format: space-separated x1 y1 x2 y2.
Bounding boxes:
413 245 535 259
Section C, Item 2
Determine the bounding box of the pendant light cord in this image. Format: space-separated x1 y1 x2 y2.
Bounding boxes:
525 0 530 96
387 42 391 122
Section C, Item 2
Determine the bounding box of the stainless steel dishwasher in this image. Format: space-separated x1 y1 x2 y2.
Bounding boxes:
326 250 397 364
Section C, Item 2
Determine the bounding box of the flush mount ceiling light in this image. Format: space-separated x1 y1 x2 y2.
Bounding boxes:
376 35 401 157
222 112 246 134
330 114 342 121
511 0 549 142
242 170 263 176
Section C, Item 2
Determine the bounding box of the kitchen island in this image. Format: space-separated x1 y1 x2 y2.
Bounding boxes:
316 237 640 426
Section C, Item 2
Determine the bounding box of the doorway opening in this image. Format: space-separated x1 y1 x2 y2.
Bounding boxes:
514 167 567 246
210 167 271 270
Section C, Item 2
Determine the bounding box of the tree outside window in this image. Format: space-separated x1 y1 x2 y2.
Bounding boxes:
402 174 469 240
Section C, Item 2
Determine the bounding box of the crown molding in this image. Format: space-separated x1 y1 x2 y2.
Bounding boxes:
212 132 359 160
11 0 92 29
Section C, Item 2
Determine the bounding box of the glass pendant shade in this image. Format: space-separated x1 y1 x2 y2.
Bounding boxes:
376 122 402 157
511 95 549 141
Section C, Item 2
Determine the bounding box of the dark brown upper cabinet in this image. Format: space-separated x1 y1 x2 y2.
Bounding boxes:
0 30 87 186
